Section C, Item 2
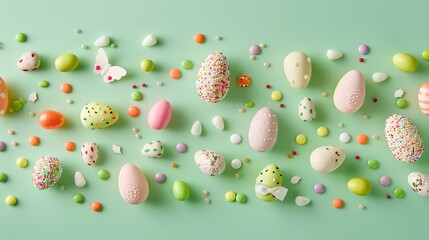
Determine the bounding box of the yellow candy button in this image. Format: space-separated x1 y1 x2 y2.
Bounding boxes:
16 157 28 168
225 191 236 202
5 195 17 206
317 126 329 137
271 90 282 101
296 134 307 144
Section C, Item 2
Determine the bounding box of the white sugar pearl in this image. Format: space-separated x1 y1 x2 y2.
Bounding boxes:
231 159 242 169
230 133 242 144
339 132 351 143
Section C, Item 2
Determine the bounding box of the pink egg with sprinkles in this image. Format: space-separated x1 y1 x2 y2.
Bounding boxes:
384 114 423 163
248 107 278 152
418 82 429 115
196 52 230 103
118 163 149 204
333 70 365 114
147 100 173 130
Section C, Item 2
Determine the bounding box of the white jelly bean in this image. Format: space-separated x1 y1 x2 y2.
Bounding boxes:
142 34 157 47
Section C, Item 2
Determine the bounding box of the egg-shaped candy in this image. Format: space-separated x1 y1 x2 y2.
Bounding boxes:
310 146 346 173
141 140 164 158
147 100 172 130
347 177 372 196
80 142 99 166
55 53 79 72
298 97 316 121
408 172 429 197
418 82 429 115
118 163 149 204
248 107 278 152
384 114 423 163
17 51 41 71
393 53 418 73
255 164 288 202
32 156 63 190
194 149 226 176
283 51 312 89
196 52 230 103
173 180 190 201
0 77 9 116
333 70 365 114
80 102 119 130
39 110 65 129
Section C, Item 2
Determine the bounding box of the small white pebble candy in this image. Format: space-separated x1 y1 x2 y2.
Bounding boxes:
74 171 86 187
142 34 157 47
295 196 311 206
339 132 351 143
263 62 270 68
326 49 342 60
112 144 122 154
191 121 202 136
212 116 224 130
231 159 242 169
230 134 242 144
94 35 110 47
394 89 404 98
290 176 301 184
372 72 388 83
250 55 256 60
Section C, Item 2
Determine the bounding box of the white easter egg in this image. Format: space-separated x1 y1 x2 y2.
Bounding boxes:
212 115 224 130
408 172 429 197
248 107 278 152
333 70 366 114
80 142 99 166
141 140 164 158
298 97 316 122
74 172 86 187
283 51 312 89
191 120 202 136
17 51 41 71
194 149 226 176
310 146 346 173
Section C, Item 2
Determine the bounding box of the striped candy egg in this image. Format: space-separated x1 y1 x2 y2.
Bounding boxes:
418 82 429 115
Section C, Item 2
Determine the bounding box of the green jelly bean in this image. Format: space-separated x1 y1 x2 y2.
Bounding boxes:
39 80 49 88
392 53 418 73
74 29 82 34
245 101 255 108
422 50 429 61
55 53 79 72
73 194 84 204
394 188 405 198
98 170 109 180
131 91 143 101
236 193 247 203
0 172 7 182
12 100 23 111
173 180 190 201
15 33 26 42
396 98 408 109
182 60 193 70
367 159 379 169
140 59 154 72
347 177 372 196
110 43 117 48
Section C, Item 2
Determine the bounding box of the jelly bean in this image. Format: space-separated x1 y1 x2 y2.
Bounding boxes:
225 191 236 202
358 44 369 55
380 176 391 186
55 54 79 72
236 193 247 203
5 195 17 206
155 173 166 183
173 180 190 201
244 101 255 108
356 134 368 144
250 44 261 55
423 50 429 61
314 183 325 193
131 91 143 101
28 136 40 146
393 188 405 198
140 59 154 72
91 202 102 212
39 80 49 88
73 194 84 204
127 106 140 117
372 72 388 83
332 198 344 208
231 159 242 169
271 90 282 101
176 143 187 153
169 68 181 79
15 33 26 42
194 33 205 44
317 126 329 137
326 49 342 60
392 53 418 73
295 134 307 144
182 60 193 70
347 177 372 196
396 98 408 108
39 110 65 130
0 172 7 182
367 159 379 169
98 170 109 180
16 157 28 168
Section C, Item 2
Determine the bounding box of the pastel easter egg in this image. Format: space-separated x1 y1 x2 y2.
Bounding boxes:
194 149 226 176
32 156 63 190
333 70 365 114
393 53 418 73
141 140 164 158
347 177 372 196
255 164 285 202
147 100 172 130
384 114 423 163
74 172 86 187
55 53 79 72
196 52 230 103
39 110 65 129
16 51 41 71
80 142 99 166
0 76 9 116
408 172 429 197
298 97 316 121
283 51 312 89
248 107 278 152
80 102 119 130
118 163 149 204
173 180 190 201
418 82 429 115
310 146 346 173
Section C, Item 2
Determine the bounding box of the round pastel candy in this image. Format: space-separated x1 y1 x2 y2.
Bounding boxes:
271 91 282 101
317 126 329 137
225 191 236 202
358 44 369 55
140 59 154 72
295 134 307 144
5 195 17 206
0 141 6 151
131 91 143 101
396 98 408 108
339 132 351 143
176 143 187 153
73 194 84 204
0 172 7 182
231 159 242 169
55 53 79 72
314 183 325 193
155 173 166 183
15 33 26 42
380 176 391 186
182 60 193 70
250 44 261 55
98 170 109 180
367 159 379 169
392 53 418 73
236 193 247 203
394 188 405 198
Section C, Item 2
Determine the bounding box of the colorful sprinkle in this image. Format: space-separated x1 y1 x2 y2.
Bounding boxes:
237 75 251 87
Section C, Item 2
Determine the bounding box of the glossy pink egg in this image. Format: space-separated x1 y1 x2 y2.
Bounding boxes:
333 70 365 114
147 100 172 130
248 107 278 152
118 163 149 204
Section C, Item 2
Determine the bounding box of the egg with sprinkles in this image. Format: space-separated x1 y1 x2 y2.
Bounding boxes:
384 114 423 163
333 70 365 114
418 82 429 115
118 163 149 204
80 102 119 130
32 156 63 190
196 52 230 103
248 107 278 152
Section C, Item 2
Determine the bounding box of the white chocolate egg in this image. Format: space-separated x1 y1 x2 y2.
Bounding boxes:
248 107 278 152
310 146 346 173
298 97 316 122
283 51 312 89
333 70 365 114
17 51 41 71
194 149 226 176
408 172 429 197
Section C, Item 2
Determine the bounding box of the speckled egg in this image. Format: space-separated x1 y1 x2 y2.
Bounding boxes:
248 107 278 152
310 146 346 173
298 97 316 121
118 163 149 204
0 76 9 116
408 172 429 197
385 114 423 163
17 51 41 71
32 156 63 190
141 140 164 158
80 102 119 130
194 149 226 176
255 164 286 202
196 52 230 103
80 142 99 166
333 70 365 114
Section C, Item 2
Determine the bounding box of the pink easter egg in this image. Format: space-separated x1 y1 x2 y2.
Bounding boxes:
118 163 149 204
248 107 278 152
333 70 366 114
147 100 172 130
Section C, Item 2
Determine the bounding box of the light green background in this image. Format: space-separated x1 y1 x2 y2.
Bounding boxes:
1 0 428 239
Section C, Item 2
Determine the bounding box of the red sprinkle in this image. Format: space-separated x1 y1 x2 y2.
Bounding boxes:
355 155 360 160
387 195 391 199
373 98 378 103
359 58 364 62
292 151 297 155
279 103 285 108
132 85 137 89
265 84 271 89
142 83 147 88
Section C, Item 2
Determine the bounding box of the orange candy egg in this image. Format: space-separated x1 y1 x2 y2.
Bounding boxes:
39 110 65 129
0 76 9 116
418 82 429 115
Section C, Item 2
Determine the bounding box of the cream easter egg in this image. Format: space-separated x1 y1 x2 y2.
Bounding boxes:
118 163 149 204
248 107 278 152
147 100 172 130
418 82 429 115
310 146 346 173
408 172 429 197
196 52 230 103
141 140 164 158
194 149 226 176
333 70 365 114
80 142 99 166
0 77 9 116
17 51 41 71
255 164 287 202
384 114 423 163
298 97 316 121
283 51 312 89
80 102 119 130
32 156 63 190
